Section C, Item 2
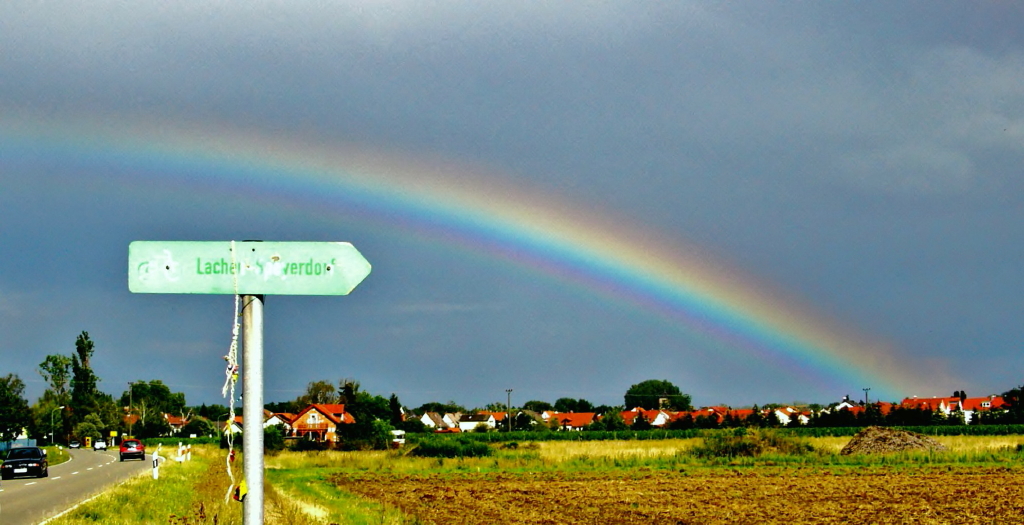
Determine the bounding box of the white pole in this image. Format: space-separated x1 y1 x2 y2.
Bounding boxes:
242 294 265 525
152 444 163 480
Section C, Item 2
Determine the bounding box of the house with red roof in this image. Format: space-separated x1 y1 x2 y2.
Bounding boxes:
552 412 597 431
769 406 815 426
164 413 190 434
901 395 1006 424
620 409 671 427
221 415 243 435
264 412 295 432
291 404 356 442
480 411 507 423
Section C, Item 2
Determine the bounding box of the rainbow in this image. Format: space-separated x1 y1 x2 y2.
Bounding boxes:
0 114 934 399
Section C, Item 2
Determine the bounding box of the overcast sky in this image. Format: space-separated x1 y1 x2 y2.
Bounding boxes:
2 2 1022 411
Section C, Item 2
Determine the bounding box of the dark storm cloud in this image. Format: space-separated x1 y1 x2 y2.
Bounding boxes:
2 2 1023 407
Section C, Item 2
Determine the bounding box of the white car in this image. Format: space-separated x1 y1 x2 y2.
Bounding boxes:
93 439 107 451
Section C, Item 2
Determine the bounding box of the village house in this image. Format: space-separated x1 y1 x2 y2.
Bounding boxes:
551 412 597 431
419 412 447 429
222 415 243 435
164 413 189 434
291 404 356 442
263 412 296 432
480 411 508 429
457 413 496 432
770 406 812 426
901 395 1006 424
621 408 671 427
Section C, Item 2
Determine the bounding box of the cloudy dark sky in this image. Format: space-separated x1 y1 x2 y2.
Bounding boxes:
2 2 1022 410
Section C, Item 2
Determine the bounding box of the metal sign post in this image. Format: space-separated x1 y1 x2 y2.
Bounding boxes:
129 241 371 525
242 294 264 524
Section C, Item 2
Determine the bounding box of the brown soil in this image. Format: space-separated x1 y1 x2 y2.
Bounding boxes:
840 426 948 455
330 468 1024 525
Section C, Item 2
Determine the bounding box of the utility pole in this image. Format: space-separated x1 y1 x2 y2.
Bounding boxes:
128 381 134 438
506 389 513 432
863 387 871 405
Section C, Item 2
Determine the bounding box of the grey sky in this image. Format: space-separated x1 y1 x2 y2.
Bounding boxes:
2 2 1022 410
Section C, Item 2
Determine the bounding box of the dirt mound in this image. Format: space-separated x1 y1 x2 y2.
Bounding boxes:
840 426 948 455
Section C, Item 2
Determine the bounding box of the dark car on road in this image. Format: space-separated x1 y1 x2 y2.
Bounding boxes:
119 439 145 461
1 447 49 480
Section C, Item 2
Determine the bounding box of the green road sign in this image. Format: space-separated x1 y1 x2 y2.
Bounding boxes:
128 241 371 295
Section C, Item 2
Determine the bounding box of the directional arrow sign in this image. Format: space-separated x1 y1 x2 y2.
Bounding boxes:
128 241 371 295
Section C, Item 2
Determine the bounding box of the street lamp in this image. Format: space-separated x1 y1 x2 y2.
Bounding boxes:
505 389 513 432
50 405 65 445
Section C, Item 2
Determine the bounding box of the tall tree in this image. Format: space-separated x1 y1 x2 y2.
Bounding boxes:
388 393 403 426
623 379 692 411
38 354 73 405
70 331 101 427
598 410 628 431
294 380 339 406
120 380 186 424
338 379 360 405
1000 384 1024 424
336 381 392 448
0 374 31 441
554 398 594 413
522 400 553 412
415 401 466 415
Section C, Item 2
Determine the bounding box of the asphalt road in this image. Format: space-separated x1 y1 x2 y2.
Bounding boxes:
0 448 150 525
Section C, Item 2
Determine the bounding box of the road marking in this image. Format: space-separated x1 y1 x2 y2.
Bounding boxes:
87 467 94 471
26 482 37 486
72 471 79 475
53 476 62 479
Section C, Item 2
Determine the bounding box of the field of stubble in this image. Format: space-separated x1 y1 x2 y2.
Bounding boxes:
326 436 1024 524
330 467 1024 524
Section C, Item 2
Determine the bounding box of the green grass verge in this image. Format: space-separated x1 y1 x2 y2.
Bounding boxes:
267 469 420 525
45 447 240 525
44 446 71 466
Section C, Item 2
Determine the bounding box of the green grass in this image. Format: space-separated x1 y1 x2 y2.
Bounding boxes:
267 469 420 525
46 446 240 525
44 445 71 466
43 445 422 525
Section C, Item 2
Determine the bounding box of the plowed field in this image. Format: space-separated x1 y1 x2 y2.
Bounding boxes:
330 467 1024 524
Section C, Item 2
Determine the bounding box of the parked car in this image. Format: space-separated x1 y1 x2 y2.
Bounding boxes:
69 440 81 449
119 439 145 461
93 439 107 451
1 447 48 479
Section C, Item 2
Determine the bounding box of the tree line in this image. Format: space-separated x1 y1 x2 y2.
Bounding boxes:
4 333 1024 445
0 332 206 444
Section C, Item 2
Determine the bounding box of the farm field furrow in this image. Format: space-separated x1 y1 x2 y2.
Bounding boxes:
330 467 1024 524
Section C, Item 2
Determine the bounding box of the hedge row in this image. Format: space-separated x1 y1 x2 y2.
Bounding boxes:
408 424 1024 444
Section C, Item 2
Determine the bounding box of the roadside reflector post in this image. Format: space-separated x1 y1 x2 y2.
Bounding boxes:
128 241 371 525
152 443 163 480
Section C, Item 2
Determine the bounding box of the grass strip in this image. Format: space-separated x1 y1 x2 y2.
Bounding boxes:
46 446 240 525
267 469 420 524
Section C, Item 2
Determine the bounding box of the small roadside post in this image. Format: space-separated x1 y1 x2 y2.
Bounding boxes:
152 443 164 480
128 241 371 525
